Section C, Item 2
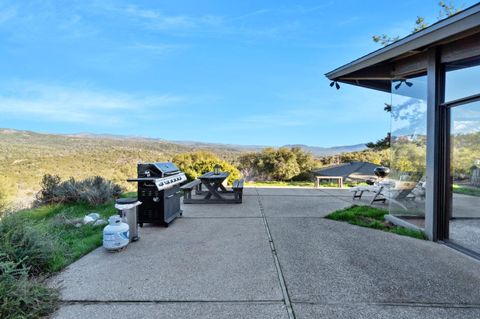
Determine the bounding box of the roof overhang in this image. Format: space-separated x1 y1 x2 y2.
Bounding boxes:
325 3 480 92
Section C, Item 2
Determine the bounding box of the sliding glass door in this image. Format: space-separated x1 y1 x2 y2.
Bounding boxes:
444 60 480 254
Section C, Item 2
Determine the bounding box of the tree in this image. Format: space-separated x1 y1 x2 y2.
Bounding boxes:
365 103 392 151
366 133 391 151
172 151 241 184
238 147 316 182
373 1 464 46
390 139 426 174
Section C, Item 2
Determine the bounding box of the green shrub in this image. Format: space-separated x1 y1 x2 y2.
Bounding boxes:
238 147 316 181
79 176 123 205
36 174 62 204
319 149 391 167
36 174 122 206
0 184 10 218
0 214 58 276
0 260 58 319
173 151 241 184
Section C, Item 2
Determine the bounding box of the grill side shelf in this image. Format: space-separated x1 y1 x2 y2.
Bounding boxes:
127 178 158 182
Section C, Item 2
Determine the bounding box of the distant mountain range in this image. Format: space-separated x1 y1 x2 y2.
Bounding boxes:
282 144 367 156
63 133 367 156
1 128 367 156
0 127 368 208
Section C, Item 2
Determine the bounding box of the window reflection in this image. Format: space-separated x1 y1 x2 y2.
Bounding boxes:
389 76 427 221
445 62 480 102
449 101 480 253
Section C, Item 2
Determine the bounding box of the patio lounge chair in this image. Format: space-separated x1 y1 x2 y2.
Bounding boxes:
351 172 424 210
370 181 418 210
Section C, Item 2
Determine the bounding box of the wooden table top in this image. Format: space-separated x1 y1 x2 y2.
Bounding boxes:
199 171 230 180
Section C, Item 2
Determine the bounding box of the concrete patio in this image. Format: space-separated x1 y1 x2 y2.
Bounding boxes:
50 188 480 319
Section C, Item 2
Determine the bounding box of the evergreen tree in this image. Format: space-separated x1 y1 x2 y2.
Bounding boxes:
373 1 463 46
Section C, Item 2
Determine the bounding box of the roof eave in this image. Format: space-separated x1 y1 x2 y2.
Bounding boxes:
325 4 480 81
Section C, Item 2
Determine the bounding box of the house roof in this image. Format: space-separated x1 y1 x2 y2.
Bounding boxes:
314 161 380 179
325 3 480 92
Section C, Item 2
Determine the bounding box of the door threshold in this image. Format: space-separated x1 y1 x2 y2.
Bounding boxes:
442 240 480 261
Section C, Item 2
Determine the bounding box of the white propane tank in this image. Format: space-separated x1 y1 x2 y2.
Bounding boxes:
103 215 129 251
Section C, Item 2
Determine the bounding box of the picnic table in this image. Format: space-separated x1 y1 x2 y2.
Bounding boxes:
181 171 244 204
199 172 231 199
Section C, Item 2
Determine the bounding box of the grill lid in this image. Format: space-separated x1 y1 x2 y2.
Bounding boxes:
138 162 181 178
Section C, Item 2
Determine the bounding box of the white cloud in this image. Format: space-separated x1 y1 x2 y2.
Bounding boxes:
104 3 223 32
95 3 308 40
126 43 188 55
0 5 16 24
0 81 183 125
454 121 480 134
231 9 271 21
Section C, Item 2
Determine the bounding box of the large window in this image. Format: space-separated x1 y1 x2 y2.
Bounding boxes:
445 59 480 254
389 75 427 223
445 62 480 102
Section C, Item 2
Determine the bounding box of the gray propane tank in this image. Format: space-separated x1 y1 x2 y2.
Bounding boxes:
103 215 129 251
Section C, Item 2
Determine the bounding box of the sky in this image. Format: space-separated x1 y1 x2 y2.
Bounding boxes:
0 0 477 147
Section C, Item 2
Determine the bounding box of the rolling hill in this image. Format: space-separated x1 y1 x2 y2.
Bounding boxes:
0 128 366 208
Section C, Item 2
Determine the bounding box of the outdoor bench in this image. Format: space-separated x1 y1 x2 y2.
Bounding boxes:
232 179 244 203
180 179 202 202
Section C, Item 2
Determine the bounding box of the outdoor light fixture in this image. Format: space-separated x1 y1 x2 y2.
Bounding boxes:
214 164 221 175
394 80 413 90
330 81 340 90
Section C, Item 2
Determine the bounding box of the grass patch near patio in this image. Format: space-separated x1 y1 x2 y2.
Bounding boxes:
245 181 367 188
16 201 117 272
453 184 480 197
245 181 314 187
14 191 137 272
326 205 427 240
0 191 137 319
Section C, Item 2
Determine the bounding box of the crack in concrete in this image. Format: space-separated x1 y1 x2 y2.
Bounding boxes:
255 188 296 319
292 300 480 309
59 300 284 305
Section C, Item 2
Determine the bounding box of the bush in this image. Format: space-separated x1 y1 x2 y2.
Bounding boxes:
173 151 241 184
319 149 391 167
238 147 316 182
36 175 122 206
79 176 123 205
0 214 58 276
0 260 58 319
0 184 10 218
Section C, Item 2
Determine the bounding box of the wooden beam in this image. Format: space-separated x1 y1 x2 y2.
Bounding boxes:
338 63 393 80
339 79 390 93
393 52 428 77
441 31 480 63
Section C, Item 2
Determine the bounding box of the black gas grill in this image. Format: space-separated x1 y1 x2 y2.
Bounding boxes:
128 162 187 227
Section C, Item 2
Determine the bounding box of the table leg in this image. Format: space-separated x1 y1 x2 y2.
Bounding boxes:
219 184 229 192
202 181 225 200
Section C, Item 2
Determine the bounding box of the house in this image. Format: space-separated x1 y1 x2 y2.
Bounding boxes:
313 161 380 182
326 3 480 257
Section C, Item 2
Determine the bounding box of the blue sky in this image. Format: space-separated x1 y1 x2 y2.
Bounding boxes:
0 0 476 147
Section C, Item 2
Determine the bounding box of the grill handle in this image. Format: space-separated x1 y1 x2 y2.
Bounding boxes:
167 191 183 199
